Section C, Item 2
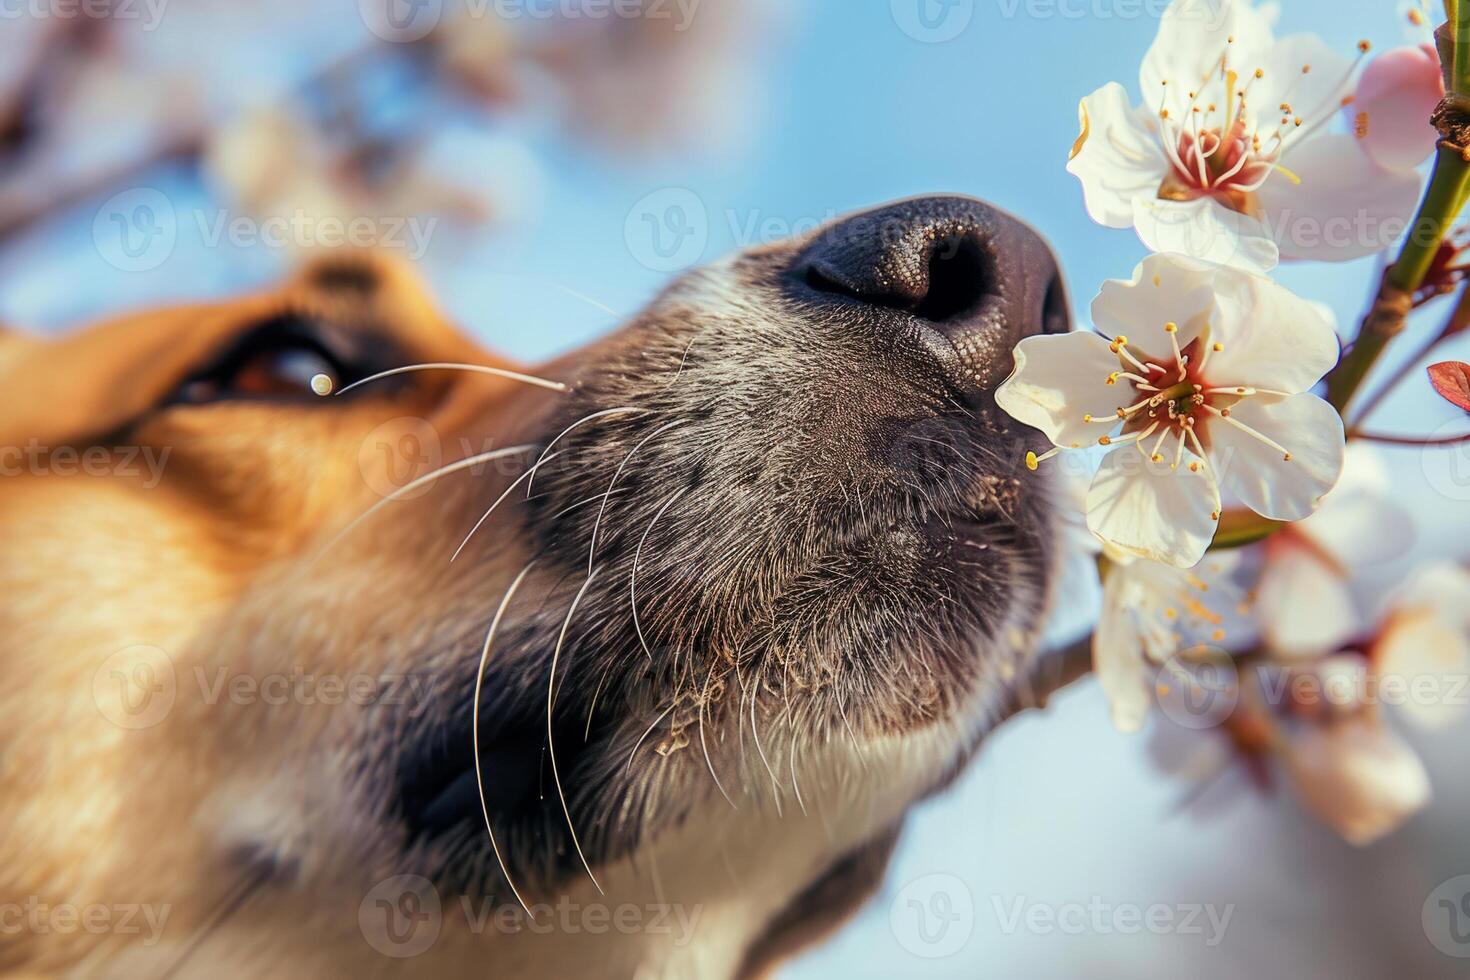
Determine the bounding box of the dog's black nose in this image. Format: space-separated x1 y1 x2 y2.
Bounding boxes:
790 195 1069 391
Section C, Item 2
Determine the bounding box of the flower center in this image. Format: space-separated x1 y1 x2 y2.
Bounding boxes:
1026 320 1300 514
1150 37 1370 214
1104 323 1300 481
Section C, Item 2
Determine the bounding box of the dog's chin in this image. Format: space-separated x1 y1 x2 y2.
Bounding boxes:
381 495 1051 901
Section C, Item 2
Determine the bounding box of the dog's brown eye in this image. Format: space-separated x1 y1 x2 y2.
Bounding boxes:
170 313 361 406
176 345 339 404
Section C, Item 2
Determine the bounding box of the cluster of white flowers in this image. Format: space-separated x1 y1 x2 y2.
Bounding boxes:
995 0 1462 844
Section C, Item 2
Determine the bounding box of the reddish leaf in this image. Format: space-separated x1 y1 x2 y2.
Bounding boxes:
1428 361 1470 412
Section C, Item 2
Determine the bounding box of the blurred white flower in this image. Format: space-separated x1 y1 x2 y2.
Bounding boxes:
1094 548 1244 733
1373 562 1470 730
1067 0 1424 271
1255 445 1415 660
997 252 1345 568
1282 711 1431 845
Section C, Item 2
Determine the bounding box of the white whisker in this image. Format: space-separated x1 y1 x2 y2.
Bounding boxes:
588 419 687 574
699 666 738 810
625 704 676 775
473 560 538 917
451 451 566 562
547 569 604 894
631 489 688 661
314 445 536 560
333 362 567 395
527 407 652 498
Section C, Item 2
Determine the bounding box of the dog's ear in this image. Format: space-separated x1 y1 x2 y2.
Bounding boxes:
0 252 489 450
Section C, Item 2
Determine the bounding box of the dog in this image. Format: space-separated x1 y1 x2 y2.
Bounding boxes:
0 195 1068 978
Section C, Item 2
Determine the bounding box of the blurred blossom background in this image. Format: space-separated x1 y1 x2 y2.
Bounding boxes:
3 0 1468 976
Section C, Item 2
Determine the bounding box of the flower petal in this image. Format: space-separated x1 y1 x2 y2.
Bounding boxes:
1204 266 1341 392
1139 0 1277 99
1208 392 1345 522
1132 197 1280 274
1284 716 1432 845
1349 44 1444 173
1087 447 1220 568
1259 133 1424 262
1095 571 1153 733
1397 562 1470 634
995 332 1123 449
1375 609 1470 730
1256 542 1362 660
1067 82 1167 229
1090 252 1218 365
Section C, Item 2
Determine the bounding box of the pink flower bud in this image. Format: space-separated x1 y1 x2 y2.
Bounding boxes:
1350 44 1445 172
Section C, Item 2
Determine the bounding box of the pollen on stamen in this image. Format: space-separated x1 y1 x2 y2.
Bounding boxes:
1357 40 1371 53
1189 461 1201 472
1283 452 1293 462
1210 510 1221 522
1213 342 1224 352
1099 435 1112 446
310 373 334 396
1025 447 1062 471
1164 321 1178 333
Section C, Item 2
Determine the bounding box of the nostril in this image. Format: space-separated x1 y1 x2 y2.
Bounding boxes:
911 235 991 323
796 232 995 324
800 263 867 303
